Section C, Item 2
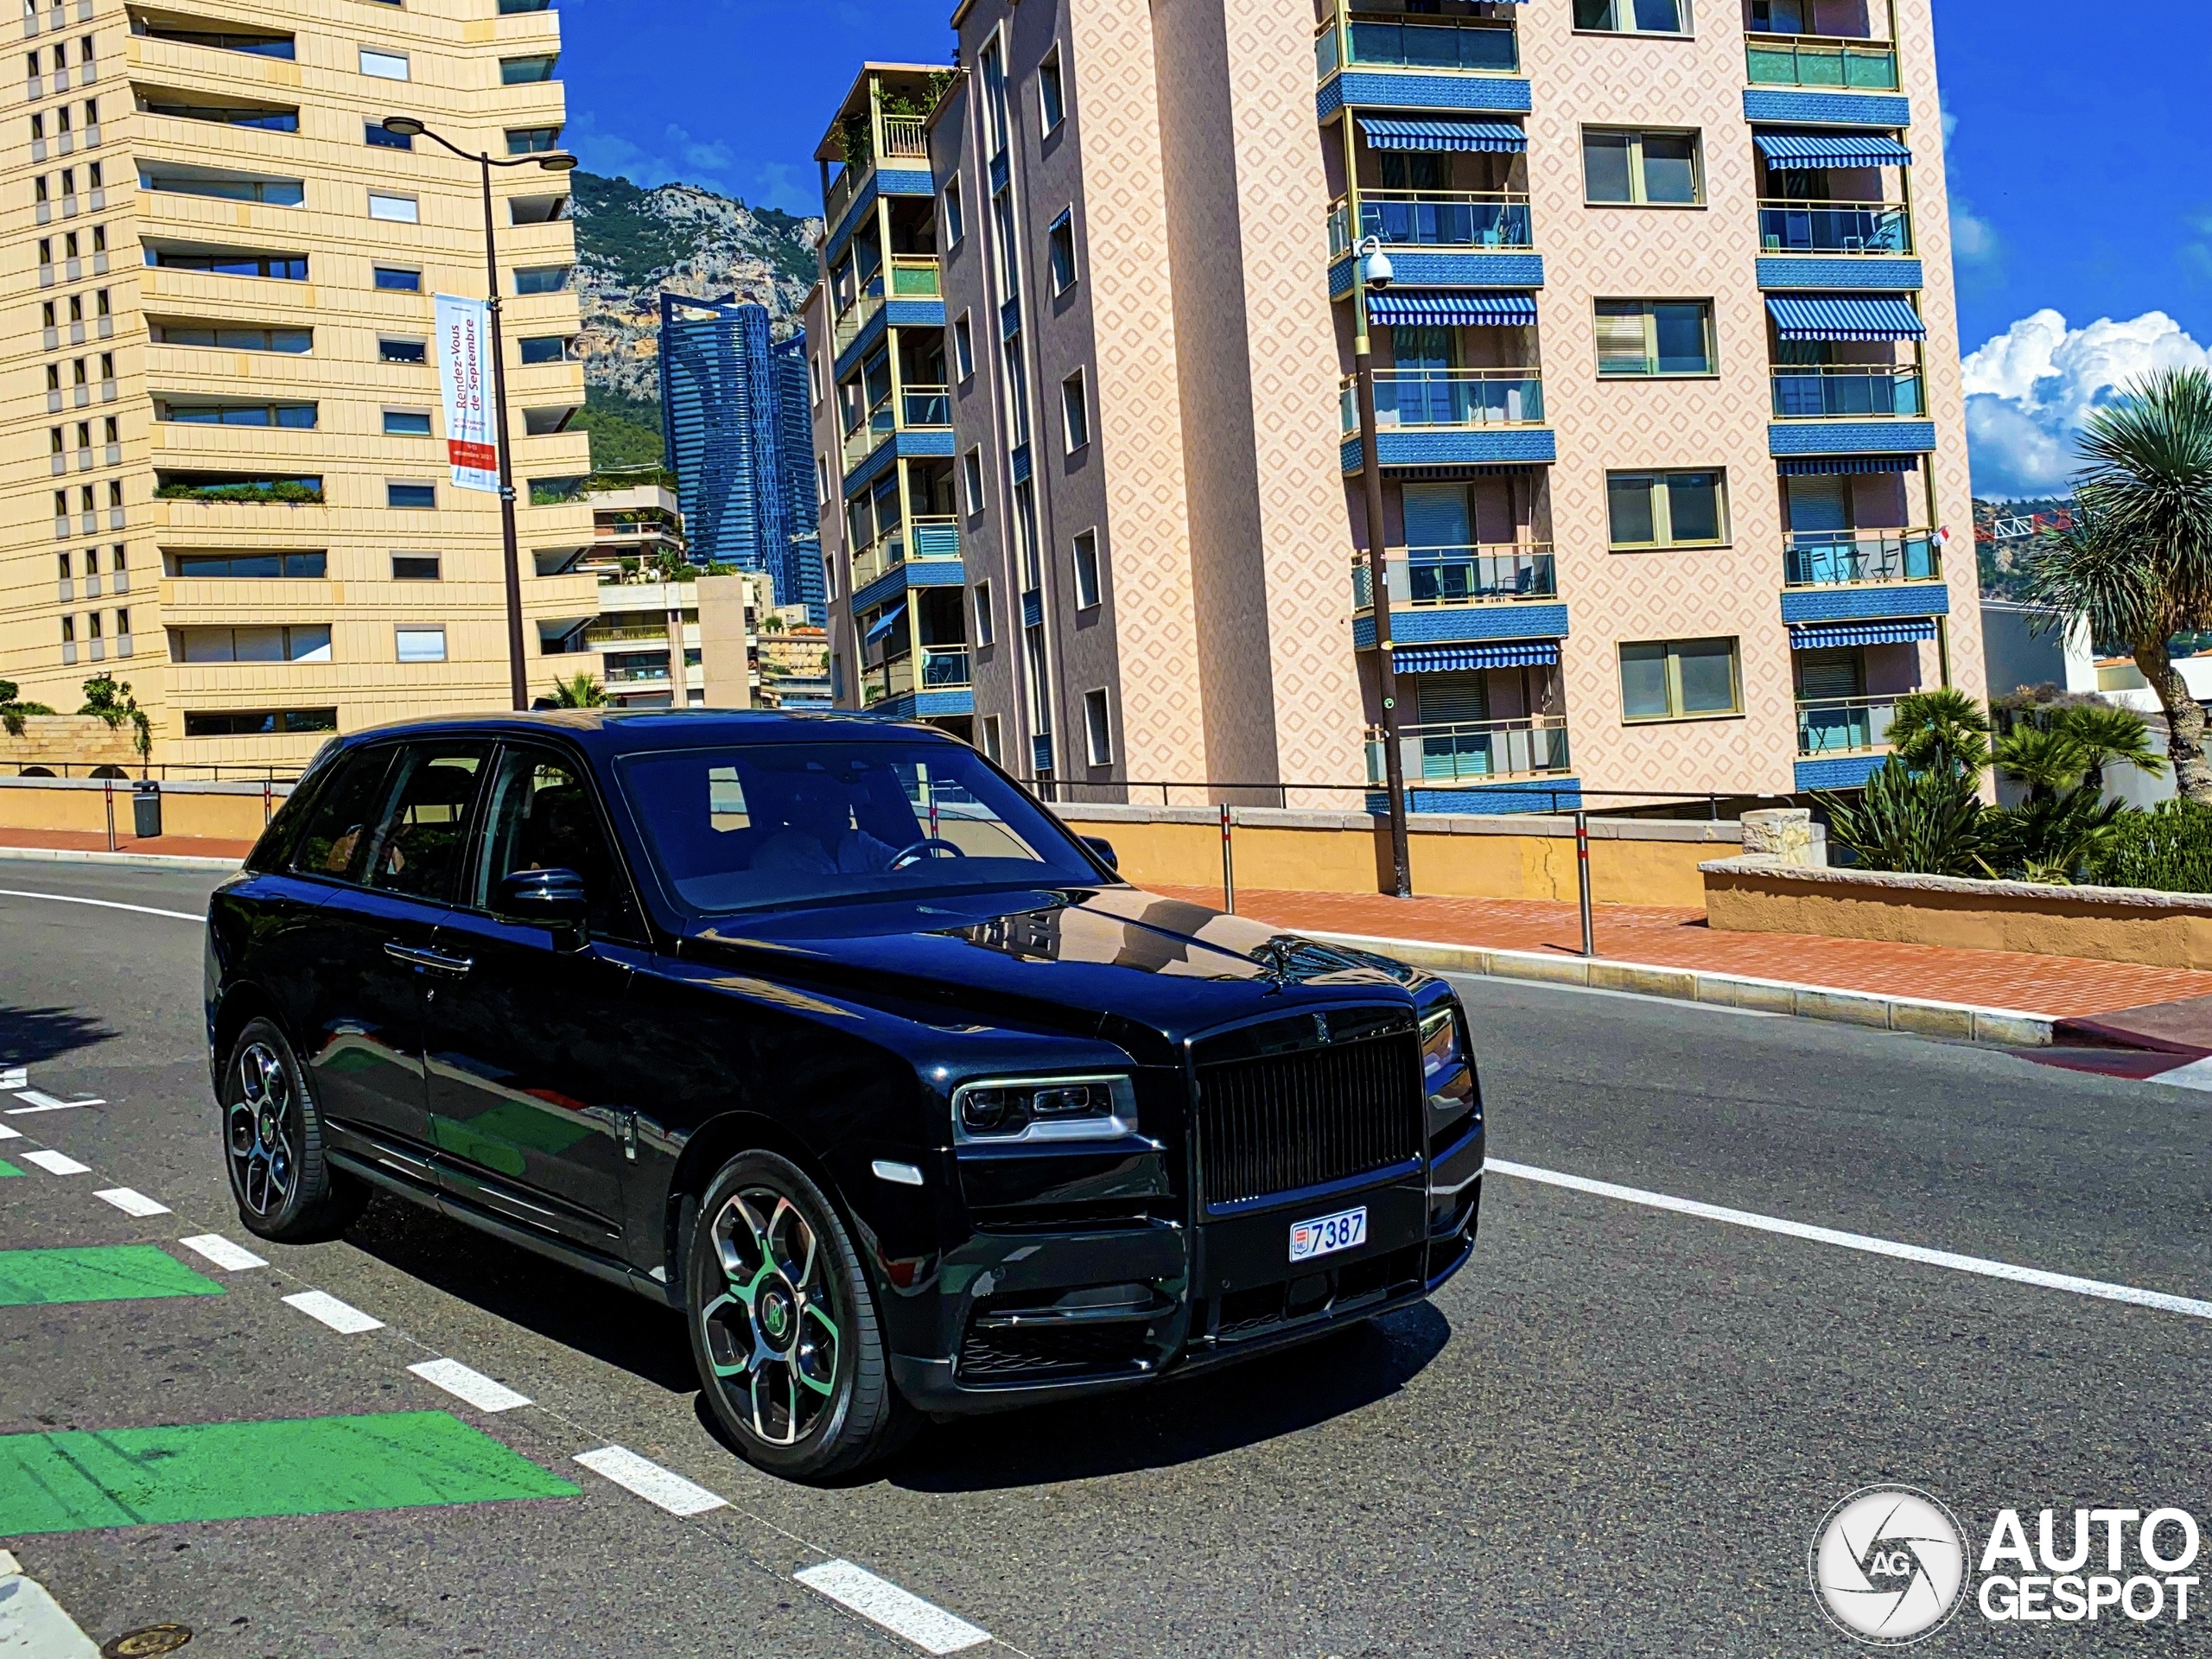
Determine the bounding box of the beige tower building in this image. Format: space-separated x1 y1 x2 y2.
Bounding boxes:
812 0 1980 810
2 0 601 771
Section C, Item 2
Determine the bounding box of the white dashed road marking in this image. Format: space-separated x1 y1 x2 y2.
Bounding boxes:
93 1187 170 1217
795 1560 992 1655
0 1067 24 1090
8 1090 103 1113
177 1234 268 1271
572 1446 728 1517
281 1290 385 1334
20 1149 89 1176
407 1358 531 1413
0 888 204 923
0 1122 19 1141
2150 1055 2212 1092
1491 1159 2212 1319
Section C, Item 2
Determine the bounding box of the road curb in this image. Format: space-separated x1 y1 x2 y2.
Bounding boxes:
1307 929 2059 1049
0 845 243 873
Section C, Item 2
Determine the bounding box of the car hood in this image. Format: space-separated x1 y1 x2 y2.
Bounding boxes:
677 884 1421 1044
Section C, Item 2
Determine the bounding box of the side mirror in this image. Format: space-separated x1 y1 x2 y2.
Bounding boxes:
1081 836 1119 872
494 868 589 928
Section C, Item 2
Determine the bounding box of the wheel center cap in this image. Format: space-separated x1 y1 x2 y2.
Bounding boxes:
257 1106 278 1147
759 1287 793 1345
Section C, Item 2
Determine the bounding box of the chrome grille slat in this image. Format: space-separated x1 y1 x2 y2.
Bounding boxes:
1194 1027 1423 1208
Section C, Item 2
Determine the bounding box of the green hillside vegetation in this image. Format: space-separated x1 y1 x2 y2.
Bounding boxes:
573 387 664 471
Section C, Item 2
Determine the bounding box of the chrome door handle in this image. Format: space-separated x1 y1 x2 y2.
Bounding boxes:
384 942 474 978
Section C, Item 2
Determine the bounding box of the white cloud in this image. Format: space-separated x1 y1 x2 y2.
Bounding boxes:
1961 309 2212 497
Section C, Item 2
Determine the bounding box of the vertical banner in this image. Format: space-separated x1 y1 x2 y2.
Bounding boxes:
435 294 499 493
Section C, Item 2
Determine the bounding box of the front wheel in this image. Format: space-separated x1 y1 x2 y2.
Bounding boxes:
685 1152 912 1481
222 1016 366 1243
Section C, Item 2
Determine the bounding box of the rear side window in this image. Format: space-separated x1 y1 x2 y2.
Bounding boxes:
289 747 397 882
360 744 491 902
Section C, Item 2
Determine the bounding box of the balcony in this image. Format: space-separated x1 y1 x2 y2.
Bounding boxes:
1343 369 1542 433
842 385 952 473
1784 530 1942 588
1319 15 1519 78
1329 191 1531 257
1796 695 1897 758
851 514 961 591
1367 715 1571 785
1745 34 1898 91
1770 365 1923 419
1352 544 1556 611
1758 200 1911 256
823 115 935 232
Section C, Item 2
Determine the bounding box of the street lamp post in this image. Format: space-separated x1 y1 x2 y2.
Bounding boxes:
1352 234 1414 899
381 117 576 712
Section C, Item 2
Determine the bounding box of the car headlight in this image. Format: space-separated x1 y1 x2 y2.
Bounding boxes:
951 1075 1139 1144
1421 1005 1477 1116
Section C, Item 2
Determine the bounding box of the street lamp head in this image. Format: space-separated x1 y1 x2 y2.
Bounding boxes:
1358 235 1394 289
380 115 427 138
537 151 580 173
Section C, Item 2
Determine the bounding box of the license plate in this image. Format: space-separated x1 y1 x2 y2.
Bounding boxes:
1289 1205 1368 1263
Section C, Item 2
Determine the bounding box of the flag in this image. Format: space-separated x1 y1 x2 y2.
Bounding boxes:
435 294 499 493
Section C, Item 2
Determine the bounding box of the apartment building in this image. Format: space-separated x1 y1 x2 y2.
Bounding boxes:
0 0 600 770
810 0 1981 809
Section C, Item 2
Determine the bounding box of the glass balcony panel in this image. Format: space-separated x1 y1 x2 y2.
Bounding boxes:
1770 366 1924 418
1365 717 1570 785
920 646 971 689
1783 530 1942 588
908 516 962 562
1758 201 1912 256
1345 17 1518 73
1744 35 1899 91
1795 695 1899 757
861 653 917 707
889 255 940 297
902 385 952 427
1351 546 1557 610
1357 193 1532 250
1342 370 1543 432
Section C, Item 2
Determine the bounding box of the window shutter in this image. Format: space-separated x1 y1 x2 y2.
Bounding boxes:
1594 305 1649 373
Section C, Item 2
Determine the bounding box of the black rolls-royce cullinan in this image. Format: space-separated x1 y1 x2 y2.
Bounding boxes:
205 712 1484 1478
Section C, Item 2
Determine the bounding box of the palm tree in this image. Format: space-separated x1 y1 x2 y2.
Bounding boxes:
1884 688 1992 777
1993 724 2087 804
2026 367 2212 804
549 672 609 709
2053 702 2165 796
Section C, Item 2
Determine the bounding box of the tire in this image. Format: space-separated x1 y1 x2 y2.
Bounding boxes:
221 1016 367 1243
685 1151 913 1482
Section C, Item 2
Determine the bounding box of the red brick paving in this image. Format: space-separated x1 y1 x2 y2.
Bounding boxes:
0 828 256 861
1154 884 2212 1020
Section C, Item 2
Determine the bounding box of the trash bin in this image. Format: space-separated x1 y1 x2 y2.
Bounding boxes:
131 781 162 839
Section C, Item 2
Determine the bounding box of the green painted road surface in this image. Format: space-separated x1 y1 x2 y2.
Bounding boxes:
0 1158 21 1177
0 1246 222 1307
0 1410 582 1535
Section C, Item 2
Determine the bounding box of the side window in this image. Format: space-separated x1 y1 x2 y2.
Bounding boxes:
361 744 491 902
289 747 397 882
474 746 642 941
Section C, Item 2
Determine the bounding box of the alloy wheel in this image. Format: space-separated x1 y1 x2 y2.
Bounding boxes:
226 1040 296 1218
699 1188 842 1446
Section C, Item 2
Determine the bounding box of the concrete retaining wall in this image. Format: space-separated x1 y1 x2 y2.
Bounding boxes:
0 777 289 842
1701 854 2212 970
0 715 142 773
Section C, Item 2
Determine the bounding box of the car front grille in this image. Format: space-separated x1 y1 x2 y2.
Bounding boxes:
1192 1024 1424 1209
957 1319 1156 1382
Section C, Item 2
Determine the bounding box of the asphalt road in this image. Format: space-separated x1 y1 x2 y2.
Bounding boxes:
3 857 2210 1657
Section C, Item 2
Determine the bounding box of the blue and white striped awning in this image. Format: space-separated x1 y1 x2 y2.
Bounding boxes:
863 602 906 645
1789 619 1938 649
1777 454 1923 476
1755 132 1913 170
1368 289 1538 327
1396 641 1559 672
1357 117 1527 154
1766 294 1926 342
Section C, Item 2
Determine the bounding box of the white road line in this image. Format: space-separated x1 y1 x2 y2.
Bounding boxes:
0 1067 24 1090
177 1233 267 1271
93 1187 169 1218
0 888 203 923
407 1358 531 1413
1448 973 1781 1018
2149 1056 2212 1093
0 1122 18 1141
1490 1158 2212 1320
20 1149 88 1176
572 1446 728 1516
795 1560 992 1656
281 1290 385 1334
9 1090 104 1113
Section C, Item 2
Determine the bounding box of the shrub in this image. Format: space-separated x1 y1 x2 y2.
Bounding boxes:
1820 759 1994 877
2091 800 2212 894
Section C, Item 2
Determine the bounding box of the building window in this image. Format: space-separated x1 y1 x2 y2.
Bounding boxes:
170 551 325 578
1582 128 1702 205
1573 0 1689 33
366 120 412 149
146 249 308 280
358 47 410 80
1594 300 1715 376
1046 212 1077 295
156 400 315 428
391 554 441 580
1083 688 1112 766
379 337 428 364
373 265 422 292
815 456 829 507
396 626 447 663
1605 469 1726 548
1071 530 1102 609
184 709 339 736
963 448 986 515
367 192 419 224
1060 372 1089 452
382 410 432 436
943 175 964 246
1039 50 1065 132
175 625 333 664
505 126 562 155
500 54 558 84
1619 638 1742 721
981 714 1003 764
807 353 821 405
973 581 995 647
518 335 569 365
387 481 436 510
953 313 975 381
514 265 571 295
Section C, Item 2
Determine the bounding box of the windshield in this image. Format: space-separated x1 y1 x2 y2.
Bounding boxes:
618 740 1107 913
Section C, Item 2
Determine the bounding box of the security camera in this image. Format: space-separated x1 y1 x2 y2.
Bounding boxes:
1357 235 1394 289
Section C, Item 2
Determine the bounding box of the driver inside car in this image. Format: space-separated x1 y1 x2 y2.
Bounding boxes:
750 774 899 875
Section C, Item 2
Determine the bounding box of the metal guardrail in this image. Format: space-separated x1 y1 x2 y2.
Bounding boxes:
1783 530 1941 588
1341 370 1543 432
1796 695 1899 758
1758 200 1911 256
1770 366 1924 419
1352 545 1557 609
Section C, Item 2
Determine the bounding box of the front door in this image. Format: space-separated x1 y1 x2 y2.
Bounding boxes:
424 742 650 1254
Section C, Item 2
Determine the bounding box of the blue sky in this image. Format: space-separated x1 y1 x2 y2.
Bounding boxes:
558 0 2212 498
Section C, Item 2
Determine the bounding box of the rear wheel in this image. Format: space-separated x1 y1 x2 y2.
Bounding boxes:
685 1151 912 1481
222 1016 366 1243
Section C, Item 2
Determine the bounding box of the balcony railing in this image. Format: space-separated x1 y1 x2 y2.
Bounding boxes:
1343 369 1543 433
1318 15 1518 77
824 160 866 229
881 114 929 162
920 645 970 689
1367 715 1571 785
889 254 941 297
851 515 961 589
1745 33 1898 90
1784 529 1942 588
1796 694 1899 758
861 654 913 707
1758 200 1911 256
1329 191 1533 257
833 285 884 353
842 385 953 471
1351 544 1557 611
1770 365 1924 419
903 385 951 427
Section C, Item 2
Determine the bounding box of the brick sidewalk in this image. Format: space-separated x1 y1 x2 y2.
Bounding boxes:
1154 884 2212 1020
0 828 257 861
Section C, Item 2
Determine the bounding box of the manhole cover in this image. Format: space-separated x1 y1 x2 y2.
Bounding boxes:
102 1627 192 1658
